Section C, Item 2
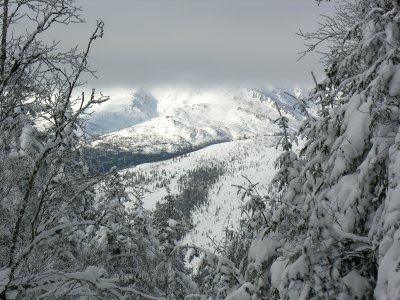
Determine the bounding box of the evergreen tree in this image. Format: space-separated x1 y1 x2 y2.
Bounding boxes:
153 195 198 299
215 0 400 299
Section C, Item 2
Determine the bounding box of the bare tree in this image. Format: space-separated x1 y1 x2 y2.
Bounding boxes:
0 1 175 299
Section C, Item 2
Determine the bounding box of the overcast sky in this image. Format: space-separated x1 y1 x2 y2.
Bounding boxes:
53 0 335 89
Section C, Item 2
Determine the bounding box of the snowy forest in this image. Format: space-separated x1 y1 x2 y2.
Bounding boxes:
1 0 400 299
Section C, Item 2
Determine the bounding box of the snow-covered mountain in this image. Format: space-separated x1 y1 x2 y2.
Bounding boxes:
123 135 284 250
84 87 307 171
82 86 308 249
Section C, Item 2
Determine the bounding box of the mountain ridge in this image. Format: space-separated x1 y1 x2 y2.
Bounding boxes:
83 87 308 171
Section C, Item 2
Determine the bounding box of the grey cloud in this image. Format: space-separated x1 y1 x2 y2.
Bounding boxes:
50 0 335 88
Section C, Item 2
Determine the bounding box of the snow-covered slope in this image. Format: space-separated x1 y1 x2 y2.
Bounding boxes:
124 135 285 250
85 87 306 166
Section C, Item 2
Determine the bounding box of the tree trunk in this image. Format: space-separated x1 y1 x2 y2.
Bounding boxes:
0 0 8 79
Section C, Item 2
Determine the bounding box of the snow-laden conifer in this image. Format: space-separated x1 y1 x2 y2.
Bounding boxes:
219 0 400 299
